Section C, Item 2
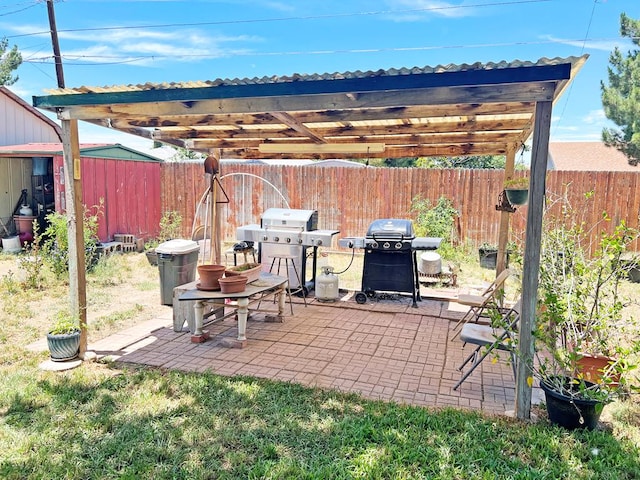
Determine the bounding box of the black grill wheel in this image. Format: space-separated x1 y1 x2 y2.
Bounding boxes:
355 292 367 304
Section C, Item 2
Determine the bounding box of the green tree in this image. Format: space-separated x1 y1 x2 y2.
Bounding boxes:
416 155 507 169
601 13 640 166
0 37 22 86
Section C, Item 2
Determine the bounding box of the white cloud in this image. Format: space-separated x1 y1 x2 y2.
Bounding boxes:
540 35 626 52
582 109 606 124
384 0 477 21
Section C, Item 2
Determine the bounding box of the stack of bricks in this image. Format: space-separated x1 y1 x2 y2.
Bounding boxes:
113 234 136 252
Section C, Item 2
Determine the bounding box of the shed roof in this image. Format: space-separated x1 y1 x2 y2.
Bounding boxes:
548 142 638 171
0 142 163 162
32 56 588 160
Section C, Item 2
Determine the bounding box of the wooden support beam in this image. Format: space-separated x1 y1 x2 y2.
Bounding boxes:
269 111 327 144
61 118 88 356
515 100 553 420
496 146 517 275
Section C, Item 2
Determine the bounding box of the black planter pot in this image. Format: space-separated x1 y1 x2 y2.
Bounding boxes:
540 377 603 430
505 188 529 206
47 330 81 362
479 248 497 269
146 250 158 266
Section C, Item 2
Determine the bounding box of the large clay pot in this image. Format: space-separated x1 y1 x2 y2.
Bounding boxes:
197 264 226 289
218 275 248 294
574 353 620 385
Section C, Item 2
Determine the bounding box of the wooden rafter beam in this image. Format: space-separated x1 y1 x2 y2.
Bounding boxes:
269 111 327 144
109 102 535 128
222 142 509 159
55 82 556 121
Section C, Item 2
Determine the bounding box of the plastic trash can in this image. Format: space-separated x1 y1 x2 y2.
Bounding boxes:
156 239 200 306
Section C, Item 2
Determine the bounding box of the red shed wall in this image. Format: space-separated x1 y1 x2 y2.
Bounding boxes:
53 155 161 242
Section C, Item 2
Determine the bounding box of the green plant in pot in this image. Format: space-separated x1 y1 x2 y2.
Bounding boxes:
530 202 640 430
503 176 529 206
47 311 82 362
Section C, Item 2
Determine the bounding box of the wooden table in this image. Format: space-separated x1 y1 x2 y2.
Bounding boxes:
178 272 287 345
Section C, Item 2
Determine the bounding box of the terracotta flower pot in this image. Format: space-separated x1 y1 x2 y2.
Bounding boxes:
574 353 620 385
225 262 262 283
197 264 226 289
218 275 248 294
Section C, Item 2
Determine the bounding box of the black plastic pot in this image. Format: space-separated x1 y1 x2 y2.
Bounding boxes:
47 330 81 362
505 188 529 206
478 248 497 269
540 377 603 430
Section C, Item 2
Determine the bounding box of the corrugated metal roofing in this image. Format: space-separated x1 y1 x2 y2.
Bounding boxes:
33 56 588 160
43 57 582 95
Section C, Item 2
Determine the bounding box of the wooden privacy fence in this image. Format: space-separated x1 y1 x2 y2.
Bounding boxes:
160 162 640 253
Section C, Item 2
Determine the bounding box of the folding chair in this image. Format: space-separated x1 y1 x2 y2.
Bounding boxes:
450 268 511 341
453 299 521 390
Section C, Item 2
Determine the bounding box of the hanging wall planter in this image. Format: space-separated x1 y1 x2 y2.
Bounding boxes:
504 188 529 206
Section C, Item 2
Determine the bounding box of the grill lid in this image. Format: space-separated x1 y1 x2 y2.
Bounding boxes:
261 208 318 230
366 219 415 239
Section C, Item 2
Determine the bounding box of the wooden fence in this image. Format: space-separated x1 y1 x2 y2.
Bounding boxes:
160 162 640 252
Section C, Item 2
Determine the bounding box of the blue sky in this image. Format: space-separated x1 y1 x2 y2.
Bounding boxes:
2 0 639 153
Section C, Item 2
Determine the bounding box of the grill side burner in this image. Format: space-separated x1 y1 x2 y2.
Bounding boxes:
236 208 339 291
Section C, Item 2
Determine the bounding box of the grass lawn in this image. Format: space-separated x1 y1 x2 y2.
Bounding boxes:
1 249 639 479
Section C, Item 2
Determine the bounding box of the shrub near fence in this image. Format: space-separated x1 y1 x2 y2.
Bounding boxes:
160 162 640 254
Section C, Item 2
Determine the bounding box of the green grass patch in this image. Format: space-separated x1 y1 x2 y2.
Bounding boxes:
1 364 639 479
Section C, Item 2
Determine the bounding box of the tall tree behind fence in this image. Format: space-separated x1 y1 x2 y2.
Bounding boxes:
160 163 640 253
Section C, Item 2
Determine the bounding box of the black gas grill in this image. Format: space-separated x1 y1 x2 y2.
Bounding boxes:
339 219 441 308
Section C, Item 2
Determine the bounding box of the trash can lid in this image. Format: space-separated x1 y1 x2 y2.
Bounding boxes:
156 239 200 254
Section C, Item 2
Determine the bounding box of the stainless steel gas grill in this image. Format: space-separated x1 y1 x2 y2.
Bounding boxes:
339 219 441 307
236 208 339 292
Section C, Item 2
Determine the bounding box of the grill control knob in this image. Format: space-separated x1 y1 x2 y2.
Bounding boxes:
395 242 403 249
262 235 268 241
297 238 303 244
383 242 390 249
273 236 279 242
371 242 378 249
317 240 323 246
285 237 291 243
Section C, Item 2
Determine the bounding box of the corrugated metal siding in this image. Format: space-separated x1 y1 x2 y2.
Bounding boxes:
53 155 161 242
0 92 61 146
160 164 640 254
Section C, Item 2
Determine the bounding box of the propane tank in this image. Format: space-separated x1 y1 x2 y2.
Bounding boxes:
316 266 339 302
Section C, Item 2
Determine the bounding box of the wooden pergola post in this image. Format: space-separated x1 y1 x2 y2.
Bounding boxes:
496 146 517 275
515 100 552 419
60 118 88 356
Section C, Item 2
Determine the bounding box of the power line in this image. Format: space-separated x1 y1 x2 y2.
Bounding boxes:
6 0 553 38
22 35 624 66
552 0 600 137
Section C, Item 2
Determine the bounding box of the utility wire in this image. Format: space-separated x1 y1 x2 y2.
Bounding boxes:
6 0 553 38
551 0 599 137
22 35 623 65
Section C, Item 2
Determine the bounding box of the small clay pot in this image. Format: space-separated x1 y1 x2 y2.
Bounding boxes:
197 264 226 289
218 275 248 293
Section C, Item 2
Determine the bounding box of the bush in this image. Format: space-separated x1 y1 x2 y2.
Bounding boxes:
410 195 458 242
42 201 103 278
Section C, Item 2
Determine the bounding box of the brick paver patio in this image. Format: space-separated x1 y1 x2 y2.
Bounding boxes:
89 290 522 416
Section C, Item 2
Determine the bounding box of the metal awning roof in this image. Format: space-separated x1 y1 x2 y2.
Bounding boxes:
32 56 587 160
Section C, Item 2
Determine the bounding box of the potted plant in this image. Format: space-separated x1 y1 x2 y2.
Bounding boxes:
503 176 529 206
478 242 498 269
528 211 640 429
47 311 82 362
